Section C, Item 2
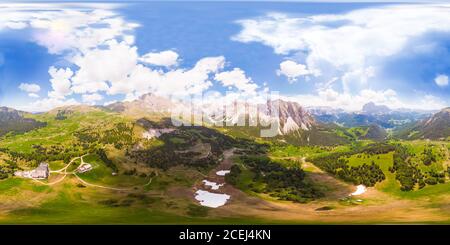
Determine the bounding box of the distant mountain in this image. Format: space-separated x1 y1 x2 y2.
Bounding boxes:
107 93 316 134
102 93 347 145
211 99 318 134
362 102 391 115
306 106 346 116
217 100 347 145
267 99 316 135
50 105 101 115
397 107 450 140
0 107 46 136
105 93 175 116
363 124 387 141
309 102 432 129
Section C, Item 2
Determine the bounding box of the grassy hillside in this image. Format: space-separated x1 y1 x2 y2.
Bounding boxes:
1 105 450 224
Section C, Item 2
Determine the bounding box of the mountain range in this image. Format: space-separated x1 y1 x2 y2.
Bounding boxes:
395 107 450 140
309 102 434 129
1 94 449 142
0 107 46 136
103 94 450 142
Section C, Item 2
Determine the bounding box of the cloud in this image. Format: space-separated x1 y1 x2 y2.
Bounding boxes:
4 21 27 29
214 68 258 94
152 56 225 96
276 60 315 83
0 3 138 55
2 4 242 107
435 74 449 87
48 66 73 99
233 4 450 97
82 93 103 104
3 3 255 112
341 66 376 93
419 94 447 110
70 40 138 94
289 88 446 111
139 50 179 67
108 56 226 98
293 88 401 111
103 100 117 106
234 6 450 65
17 97 79 113
19 83 41 93
318 88 339 102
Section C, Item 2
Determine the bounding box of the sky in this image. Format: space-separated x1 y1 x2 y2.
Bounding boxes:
0 1 449 112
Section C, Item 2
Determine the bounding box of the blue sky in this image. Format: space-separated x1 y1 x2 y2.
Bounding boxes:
0 1 449 112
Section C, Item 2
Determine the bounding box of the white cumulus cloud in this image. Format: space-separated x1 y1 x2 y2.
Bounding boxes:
17 97 79 113
108 56 226 98
48 66 73 99
276 60 315 83
214 68 258 94
139 50 179 67
82 93 103 104
70 40 138 94
290 88 446 111
0 3 139 55
3 4 256 112
435 74 449 87
19 83 41 94
233 4 450 97
234 5 450 66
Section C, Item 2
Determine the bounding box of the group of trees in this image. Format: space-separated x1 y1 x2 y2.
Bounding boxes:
227 156 323 203
425 171 445 185
311 155 385 187
96 148 118 172
389 144 449 191
309 142 448 192
335 161 385 186
54 110 68 120
1 143 92 166
99 123 134 150
308 143 393 187
390 146 424 191
233 139 268 155
0 159 18 179
422 147 437 166
74 122 134 150
129 126 237 170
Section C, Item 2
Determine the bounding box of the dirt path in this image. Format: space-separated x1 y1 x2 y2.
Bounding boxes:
73 173 131 191
49 154 86 173
33 154 84 186
31 155 154 191
32 174 67 186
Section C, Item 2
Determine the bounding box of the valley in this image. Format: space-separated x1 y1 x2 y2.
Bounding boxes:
0 96 450 224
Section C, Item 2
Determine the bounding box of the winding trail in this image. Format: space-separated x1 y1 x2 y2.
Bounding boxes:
29 154 154 191
31 154 85 186
31 174 67 186
73 173 131 191
49 154 86 173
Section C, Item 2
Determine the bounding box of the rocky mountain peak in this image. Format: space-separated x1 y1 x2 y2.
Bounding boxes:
362 102 391 114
